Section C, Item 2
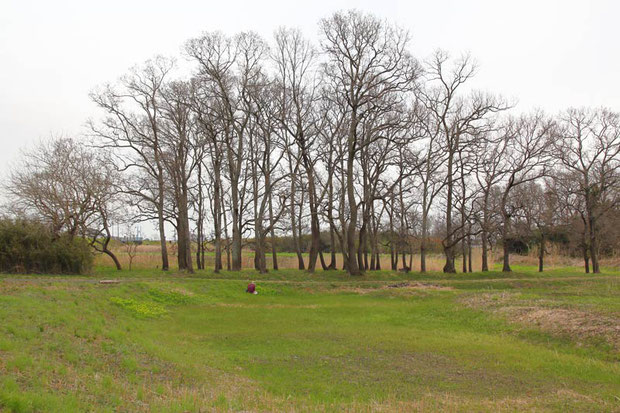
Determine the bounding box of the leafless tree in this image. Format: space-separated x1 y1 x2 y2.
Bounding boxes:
122 224 141 271
553 108 620 273
272 27 325 272
472 127 510 271
497 112 554 272
159 80 201 273
421 50 507 273
320 10 419 275
7 137 124 269
187 32 268 271
89 56 174 271
515 181 557 272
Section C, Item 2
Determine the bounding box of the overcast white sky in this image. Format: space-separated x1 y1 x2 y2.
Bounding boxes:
1 0 618 182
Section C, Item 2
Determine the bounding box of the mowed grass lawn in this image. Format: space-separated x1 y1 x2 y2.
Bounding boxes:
0 267 618 412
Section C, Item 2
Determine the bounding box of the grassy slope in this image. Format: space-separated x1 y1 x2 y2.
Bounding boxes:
0 267 618 412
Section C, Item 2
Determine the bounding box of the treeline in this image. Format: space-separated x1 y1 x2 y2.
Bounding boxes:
5 10 619 275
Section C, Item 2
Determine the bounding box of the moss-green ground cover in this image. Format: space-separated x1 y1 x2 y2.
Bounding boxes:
0 267 618 411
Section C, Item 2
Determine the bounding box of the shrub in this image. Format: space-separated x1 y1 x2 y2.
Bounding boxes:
0 219 93 274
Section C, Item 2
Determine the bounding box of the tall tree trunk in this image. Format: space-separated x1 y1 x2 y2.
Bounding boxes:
389 205 397 271
328 226 336 270
306 167 320 273
157 212 169 271
408 248 413 272
176 185 194 273
538 231 545 273
502 214 511 272
196 162 204 270
462 237 467 273
319 250 328 270
467 232 473 273
213 162 223 272
254 234 267 274
223 205 231 271
104 247 122 271
443 146 456 273
481 229 489 272
346 123 360 275
268 186 278 270
290 176 305 270
230 175 242 271
357 224 366 273
580 213 589 274
420 201 428 273
325 152 337 271
588 215 600 274
460 166 467 273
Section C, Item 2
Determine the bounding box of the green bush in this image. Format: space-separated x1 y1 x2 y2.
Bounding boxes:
0 219 93 274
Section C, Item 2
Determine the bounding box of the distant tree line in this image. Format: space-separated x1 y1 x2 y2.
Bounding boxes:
5 10 619 275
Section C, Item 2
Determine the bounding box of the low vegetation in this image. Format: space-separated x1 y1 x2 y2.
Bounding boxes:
0 266 618 412
0 219 93 275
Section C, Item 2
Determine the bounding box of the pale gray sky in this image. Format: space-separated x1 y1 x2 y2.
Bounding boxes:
1 0 618 177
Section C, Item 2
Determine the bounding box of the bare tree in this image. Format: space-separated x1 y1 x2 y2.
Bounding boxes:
7 137 123 269
159 80 201 273
414 103 447 272
272 27 325 272
553 108 620 273
497 112 554 272
471 126 511 271
187 32 268 271
421 50 507 273
516 181 557 272
320 10 419 275
89 56 174 271
122 225 141 271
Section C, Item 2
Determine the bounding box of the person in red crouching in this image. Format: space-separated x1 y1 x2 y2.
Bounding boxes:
246 282 257 294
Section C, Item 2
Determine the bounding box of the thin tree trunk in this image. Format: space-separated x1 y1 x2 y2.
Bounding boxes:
213 162 223 272
223 205 231 271
538 232 545 272
306 169 320 273
481 229 489 272
443 146 456 273
420 202 428 273
103 244 122 270
346 125 360 275
319 250 328 270
502 213 511 272
467 232 473 273
588 215 600 274
157 212 169 271
231 181 242 271
268 186 278 270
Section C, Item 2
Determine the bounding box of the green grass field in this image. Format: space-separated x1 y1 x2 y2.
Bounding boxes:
0 266 618 412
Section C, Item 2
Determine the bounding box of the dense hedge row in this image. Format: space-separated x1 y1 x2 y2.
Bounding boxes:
0 219 93 274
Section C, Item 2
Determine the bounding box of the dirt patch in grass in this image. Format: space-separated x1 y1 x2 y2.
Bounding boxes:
461 292 620 350
507 307 620 349
327 282 453 295
211 303 320 309
357 388 613 412
386 281 452 291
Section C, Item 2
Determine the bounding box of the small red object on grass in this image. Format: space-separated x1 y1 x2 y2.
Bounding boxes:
246 282 256 294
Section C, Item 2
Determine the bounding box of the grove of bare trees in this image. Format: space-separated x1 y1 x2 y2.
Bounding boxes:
6 10 620 275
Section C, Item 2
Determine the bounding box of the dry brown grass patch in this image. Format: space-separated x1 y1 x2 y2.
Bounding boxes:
461 292 620 350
